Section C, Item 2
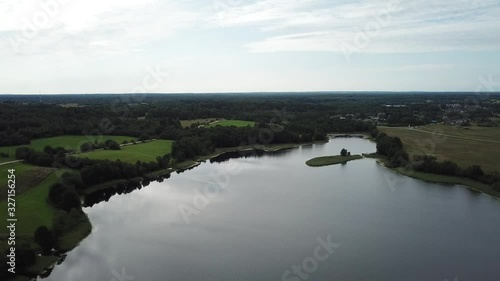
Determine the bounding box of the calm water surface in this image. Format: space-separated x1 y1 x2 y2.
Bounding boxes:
43 138 500 281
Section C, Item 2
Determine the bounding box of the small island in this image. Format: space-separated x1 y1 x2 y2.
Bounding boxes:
306 148 363 167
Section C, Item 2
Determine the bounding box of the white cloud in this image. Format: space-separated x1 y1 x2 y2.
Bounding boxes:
0 0 200 56
213 0 500 53
367 64 456 72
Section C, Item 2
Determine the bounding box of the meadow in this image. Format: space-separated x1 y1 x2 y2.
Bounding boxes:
379 125 500 173
77 139 174 163
180 118 218 128
206 120 256 128
0 135 135 163
0 163 57 238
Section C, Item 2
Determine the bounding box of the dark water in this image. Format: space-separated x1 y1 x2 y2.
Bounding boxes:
43 138 500 281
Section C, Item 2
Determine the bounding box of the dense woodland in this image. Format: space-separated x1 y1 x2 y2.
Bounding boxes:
1 93 499 147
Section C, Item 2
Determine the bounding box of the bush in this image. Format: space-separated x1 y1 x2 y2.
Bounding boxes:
49 183 81 211
52 209 87 237
16 242 36 268
15 147 34 160
105 139 121 150
34 226 54 254
138 134 151 141
80 142 93 152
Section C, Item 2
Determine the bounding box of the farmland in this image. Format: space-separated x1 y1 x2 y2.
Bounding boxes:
180 119 256 128
379 125 500 173
0 135 135 163
0 163 58 236
206 120 256 128
77 140 174 163
180 118 218 128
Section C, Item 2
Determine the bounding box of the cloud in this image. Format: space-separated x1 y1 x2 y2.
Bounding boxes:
213 0 500 53
367 64 456 72
0 0 200 56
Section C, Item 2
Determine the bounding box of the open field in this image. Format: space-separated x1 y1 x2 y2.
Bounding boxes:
0 135 135 164
180 118 218 128
306 155 363 167
0 162 91 278
206 120 256 128
0 170 57 236
379 125 500 173
77 140 174 163
0 164 54 200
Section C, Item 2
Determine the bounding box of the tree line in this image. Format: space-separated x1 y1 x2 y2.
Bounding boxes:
373 130 500 191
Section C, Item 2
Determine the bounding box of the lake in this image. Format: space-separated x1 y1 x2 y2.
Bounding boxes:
42 138 500 281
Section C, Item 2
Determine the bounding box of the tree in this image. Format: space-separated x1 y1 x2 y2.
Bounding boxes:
340 148 348 157
16 242 36 268
138 134 151 141
105 139 121 150
15 147 34 160
34 226 54 254
463 165 484 180
80 142 93 152
370 128 379 138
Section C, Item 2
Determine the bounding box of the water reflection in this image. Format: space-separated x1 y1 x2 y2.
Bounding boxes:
210 147 294 163
44 138 500 281
83 174 171 207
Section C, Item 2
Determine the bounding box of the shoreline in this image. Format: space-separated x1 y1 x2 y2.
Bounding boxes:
29 135 499 279
366 153 500 200
25 141 329 279
82 141 329 196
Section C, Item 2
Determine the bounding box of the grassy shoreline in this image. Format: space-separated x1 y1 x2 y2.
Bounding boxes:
83 141 328 195
306 155 363 167
0 164 92 281
367 153 500 199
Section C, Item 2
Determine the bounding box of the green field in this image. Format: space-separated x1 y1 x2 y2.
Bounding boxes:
379 125 500 173
206 120 256 128
306 155 363 167
0 162 91 277
0 164 58 236
77 140 174 163
0 135 135 163
180 118 218 128
0 165 54 201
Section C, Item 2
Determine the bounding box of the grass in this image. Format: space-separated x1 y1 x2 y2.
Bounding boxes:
387 163 500 198
0 162 92 278
372 152 500 198
378 125 500 173
206 120 256 128
0 135 135 163
57 214 92 252
0 162 35 191
0 166 54 200
77 140 174 163
180 118 255 128
0 172 58 236
180 118 218 128
306 154 363 167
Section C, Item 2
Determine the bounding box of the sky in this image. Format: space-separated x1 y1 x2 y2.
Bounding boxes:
1 0 500 94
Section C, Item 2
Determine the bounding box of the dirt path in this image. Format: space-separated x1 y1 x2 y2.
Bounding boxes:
0 160 22 166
